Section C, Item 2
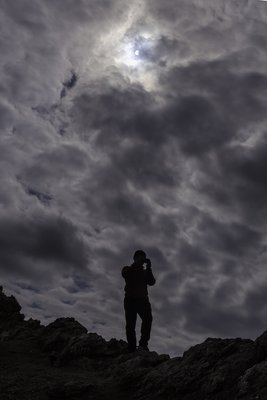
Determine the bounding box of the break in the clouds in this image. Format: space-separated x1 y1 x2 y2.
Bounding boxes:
1 0 267 356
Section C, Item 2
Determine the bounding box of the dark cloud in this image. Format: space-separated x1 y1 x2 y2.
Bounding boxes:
162 60 267 119
181 286 263 338
196 215 261 257
113 142 178 188
71 82 159 146
244 282 267 314
100 191 152 226
163 94 230 156
158 61 267 157
178 240 211 268
194 133 267 225
224 139 267 208
16 142 89 190
0 213 89 278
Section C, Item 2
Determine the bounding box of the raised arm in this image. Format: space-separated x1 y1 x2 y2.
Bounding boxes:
146 265 156 286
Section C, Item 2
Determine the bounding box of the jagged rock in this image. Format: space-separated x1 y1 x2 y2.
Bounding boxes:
107 337 129 354
254 330 267 363
26 317 42 329
109 351 170 395
179 337 255 395
238 361 267 399
0 286 25 329
55 332 110 366
1 286 267 400
0 288 45 343
41 317 87 355
139 337 257 399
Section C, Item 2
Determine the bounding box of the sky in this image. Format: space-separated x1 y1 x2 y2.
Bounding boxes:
1 0 267 357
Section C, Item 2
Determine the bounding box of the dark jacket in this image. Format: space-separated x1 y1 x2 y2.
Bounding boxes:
121 262 156 298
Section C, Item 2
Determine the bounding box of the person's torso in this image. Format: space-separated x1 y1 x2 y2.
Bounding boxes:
124 265 148 298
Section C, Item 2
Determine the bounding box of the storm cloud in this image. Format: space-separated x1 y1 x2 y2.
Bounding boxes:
1 0 267 356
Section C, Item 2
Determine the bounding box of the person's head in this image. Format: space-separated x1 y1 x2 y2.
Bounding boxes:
133 250 146 266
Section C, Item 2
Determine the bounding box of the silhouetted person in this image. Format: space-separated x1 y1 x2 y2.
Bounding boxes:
121 250 156 352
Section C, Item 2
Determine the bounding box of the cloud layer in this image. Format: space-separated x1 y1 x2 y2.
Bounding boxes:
1 0 267 356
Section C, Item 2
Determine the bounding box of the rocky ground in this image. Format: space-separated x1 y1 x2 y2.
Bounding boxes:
1 286 267 400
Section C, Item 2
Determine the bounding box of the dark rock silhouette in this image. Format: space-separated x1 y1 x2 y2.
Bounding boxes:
1 285 267 399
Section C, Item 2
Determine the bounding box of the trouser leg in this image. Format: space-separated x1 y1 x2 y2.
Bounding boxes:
137 299 153 347
124 297 137 349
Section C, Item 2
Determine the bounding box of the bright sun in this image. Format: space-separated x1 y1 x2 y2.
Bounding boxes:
111 32 158 90
115 32 154 69
116 40 142 68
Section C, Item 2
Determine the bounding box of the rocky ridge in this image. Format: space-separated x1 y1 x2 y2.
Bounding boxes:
1 286 267 399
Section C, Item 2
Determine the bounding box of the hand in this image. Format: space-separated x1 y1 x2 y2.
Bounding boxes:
145 258 151 268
